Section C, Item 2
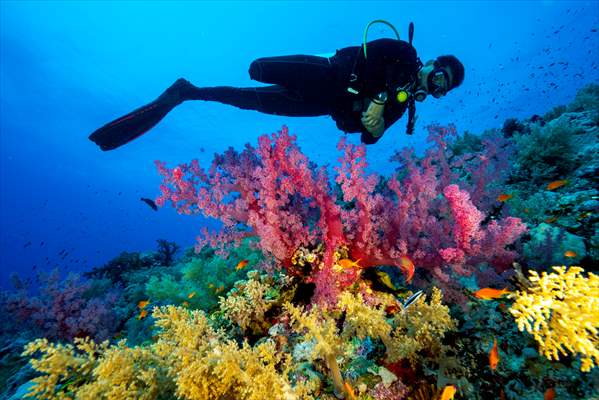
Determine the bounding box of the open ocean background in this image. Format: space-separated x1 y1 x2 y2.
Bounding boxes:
1 0 598 288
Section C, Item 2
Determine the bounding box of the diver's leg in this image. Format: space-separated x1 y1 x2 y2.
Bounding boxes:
181 84 330 117
89 78 190 151
248 55 334 93
88 78 330 151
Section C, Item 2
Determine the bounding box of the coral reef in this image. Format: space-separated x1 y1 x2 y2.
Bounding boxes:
5 83 599 400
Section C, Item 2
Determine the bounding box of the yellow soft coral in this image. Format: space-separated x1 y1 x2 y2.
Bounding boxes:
22 337 106 399
78 343 170 399
153 305 302 400
286 291 397 398
219 271 273 331
387 287 456 363
285 301 345 396
336 291 393 346
24 306 312 400
509 266 599 372
22 337 168 400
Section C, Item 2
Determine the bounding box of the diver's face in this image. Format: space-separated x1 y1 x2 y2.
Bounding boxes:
419 62 451 99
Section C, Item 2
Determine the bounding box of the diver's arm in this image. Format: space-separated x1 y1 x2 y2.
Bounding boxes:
361 92 386 133
361 106 406 143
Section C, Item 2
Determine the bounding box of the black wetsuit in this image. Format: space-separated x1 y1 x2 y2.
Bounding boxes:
184 38 419 144
89 39 420 150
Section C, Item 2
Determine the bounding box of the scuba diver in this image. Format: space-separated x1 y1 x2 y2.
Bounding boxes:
89 21 464 150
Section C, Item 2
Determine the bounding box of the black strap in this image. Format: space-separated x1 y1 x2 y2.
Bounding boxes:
409 22 414 45
406 97 416 135
347 45 365 95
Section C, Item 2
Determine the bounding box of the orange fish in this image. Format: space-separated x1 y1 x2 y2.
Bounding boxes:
182 301 190 307
338 258 361 269
343 381 357 400
546 179 568 190
187 291 196 299
564 250 577 258
474 287 510 300
399 256 415 284
215 285 225 294
440 384 457 400
137 309 148 320
545 216 558 223
523 208 530 213
236 259 249 270
544 387 556 400
137 300 150 309
497 193 513 202
489 338 500 370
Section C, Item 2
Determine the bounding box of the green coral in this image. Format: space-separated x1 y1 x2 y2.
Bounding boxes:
144 237 265 312
512 118 578 185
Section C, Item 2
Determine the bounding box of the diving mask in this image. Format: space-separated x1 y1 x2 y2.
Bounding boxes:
427 68 449 98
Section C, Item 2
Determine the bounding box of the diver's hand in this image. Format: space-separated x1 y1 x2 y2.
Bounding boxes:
361 93 386 137
361 112 385 137
361 104 385 137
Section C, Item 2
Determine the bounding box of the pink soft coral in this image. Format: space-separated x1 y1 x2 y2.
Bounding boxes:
2 271 121 341
156 125 526 305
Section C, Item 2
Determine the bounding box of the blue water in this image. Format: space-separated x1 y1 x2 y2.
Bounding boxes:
1 0 598 288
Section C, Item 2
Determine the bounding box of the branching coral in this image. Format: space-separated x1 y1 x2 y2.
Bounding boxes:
156 125 527 305
23 305 312 400
285 301 347 396
219 271 274 332
512 118 578 185
22 337 106 399
4 270 122 342
22 337 171 400
285 289 454 397
153 305 302 400
387 288 457 364
509 266 599 372
336 291 393 344
76 343 171 399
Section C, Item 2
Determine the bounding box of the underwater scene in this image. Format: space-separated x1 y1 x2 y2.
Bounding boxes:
1 1 598 399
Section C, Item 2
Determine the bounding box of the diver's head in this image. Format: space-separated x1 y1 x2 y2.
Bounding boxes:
415 55 464 101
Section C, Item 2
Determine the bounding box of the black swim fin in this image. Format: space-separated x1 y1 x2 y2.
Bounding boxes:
89 78 192 151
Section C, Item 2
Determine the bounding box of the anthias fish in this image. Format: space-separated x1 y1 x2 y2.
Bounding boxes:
474 287 510 300
489 338 500 370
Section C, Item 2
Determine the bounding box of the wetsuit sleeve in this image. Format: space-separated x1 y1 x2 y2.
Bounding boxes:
360 128 382 144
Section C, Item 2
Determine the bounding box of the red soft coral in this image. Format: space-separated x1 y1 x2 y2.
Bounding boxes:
156 125 527 305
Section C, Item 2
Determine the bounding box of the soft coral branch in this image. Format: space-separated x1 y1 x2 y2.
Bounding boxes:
156 124 527 305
